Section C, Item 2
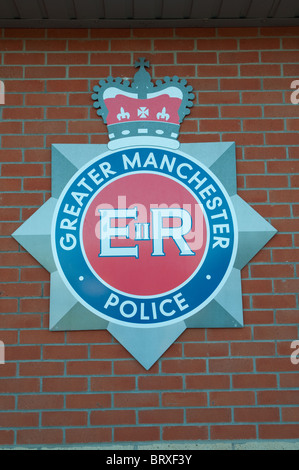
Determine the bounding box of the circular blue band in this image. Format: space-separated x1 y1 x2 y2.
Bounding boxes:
53 147 236 326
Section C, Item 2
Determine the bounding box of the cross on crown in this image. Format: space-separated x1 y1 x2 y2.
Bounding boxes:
91 58 194 150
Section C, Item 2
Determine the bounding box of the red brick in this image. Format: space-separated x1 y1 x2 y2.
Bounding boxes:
197 65 238 77
242 279 272 293
259 424 299 440
199 91 240 104
256 358 296 372
240 38 281 49
282 407 299 422
177 52 217 64
266 133 299 145
46 134 89 146
273 249 299 263
69 39 109 51
245 146 287 159
243 91 283 104
25 40 67 51
264 105 299 117
240 64 281 76
0 396 15 410
4 53 45 65
187 408 231 423
211 425 256 440
139 409 183 424
210 391 255 406
138 376 183 391
46 107 88 120
42 411 87 427
20 299 49 313
0 299 21 315
280 374 299 388
47 29 89 38
66 394 111 409
47 53 89 65
114 393 159 408
221 78 261 90
25 93 67 106
219 51 259 63
2 135 44 148
207 327 252 341
65 427 111 444
209 358 253 373
0 378 39 394
91 376 135 392
258 390 299 405
66 360 112 375
219 27 259 37
2 163 44 177
162 359 206 374
19 362 64 376
276 310 299 324
2 107 44 120
162 392 207 407
25 66 66 78
0 121 22 134
186 374 231 390
5 29 45 38
42 377 88 393
66 330 112 343
111 39 151 51
197 38 237 50
90 344 131 360
2 283 42 298
184 342 229 357
221 105 262 118
235 407 279 423
43 345 88 360
17 428 63 445
24 121 66 134
274 279 299 293
0 411 39 427
252 295 297 309
163 425 208 441
155 65 196 78
91 409 135 426
0 39 23 51
0 180 21 192
200 119 241 132
247 175 288 188
18 394 64 410
262 51 299 63
231 341 275 357
20 330 64 345
115 426 160 442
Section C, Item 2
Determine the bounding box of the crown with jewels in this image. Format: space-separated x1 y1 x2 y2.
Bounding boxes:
91 58 194 150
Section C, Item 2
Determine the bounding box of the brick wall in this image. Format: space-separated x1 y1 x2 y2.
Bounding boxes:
0 26 299 446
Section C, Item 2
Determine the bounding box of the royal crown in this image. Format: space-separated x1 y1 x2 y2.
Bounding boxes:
91 58 194 150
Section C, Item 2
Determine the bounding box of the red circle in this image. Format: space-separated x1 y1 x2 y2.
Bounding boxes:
82 173 207 296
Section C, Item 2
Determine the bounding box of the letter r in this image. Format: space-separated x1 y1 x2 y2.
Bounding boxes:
151 208 195 256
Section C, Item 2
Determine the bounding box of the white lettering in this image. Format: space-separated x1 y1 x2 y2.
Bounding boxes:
151 208 195 257
60 233 76 250
290 340 299 365
99 207 139 258
290 80 299 104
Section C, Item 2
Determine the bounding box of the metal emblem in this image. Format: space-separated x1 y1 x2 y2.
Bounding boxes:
12 59 277 369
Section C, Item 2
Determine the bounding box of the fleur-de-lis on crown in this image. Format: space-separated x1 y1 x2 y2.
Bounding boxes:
117 107 130 121
157 107 170 121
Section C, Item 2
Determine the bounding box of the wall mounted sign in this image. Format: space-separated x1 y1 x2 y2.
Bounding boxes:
12 59 277 369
